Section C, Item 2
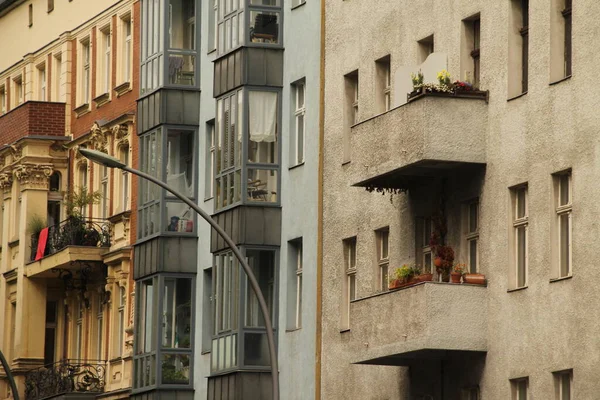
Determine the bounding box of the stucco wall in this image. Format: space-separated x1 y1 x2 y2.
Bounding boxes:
323 0 600 399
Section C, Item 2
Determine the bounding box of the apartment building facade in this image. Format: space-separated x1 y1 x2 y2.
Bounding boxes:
321 0 596 399
0 0 139 399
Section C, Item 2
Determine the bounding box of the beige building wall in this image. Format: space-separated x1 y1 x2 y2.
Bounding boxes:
322 0 600 399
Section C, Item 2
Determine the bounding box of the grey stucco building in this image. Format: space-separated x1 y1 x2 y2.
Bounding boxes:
321 0 596 399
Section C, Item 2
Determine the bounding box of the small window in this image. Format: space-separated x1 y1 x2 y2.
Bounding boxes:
205 121 215 199
249 11 280 45
121 15 132 83
465 201 479 273
376 228 390 291
53 52 62 102
416 217 433 274
0 85 6 114
291 80 306 166
512 185 528 288
287 238 303 330
96 296 104 360
550 0 572 81
341 237 357 330
375 55 391 113
208 0 217 52
343 70 358 163
80 39 91 104
28 4 33 27
119 146 130 212
13 75 23 106
47 0 54 12
511 377 529 400
100 165 109 218
554 171 572 278
553 369 572 400
462 15 481 87
49 172 60 191
100 26 112 94
509 0 529 97
418 34 434 63
38 63 46 101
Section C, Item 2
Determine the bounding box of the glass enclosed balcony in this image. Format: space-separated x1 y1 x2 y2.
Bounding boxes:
140 0 199 94
217 0 282 56
214 88 280 211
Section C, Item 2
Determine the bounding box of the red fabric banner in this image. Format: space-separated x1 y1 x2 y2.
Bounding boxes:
35 227 49 261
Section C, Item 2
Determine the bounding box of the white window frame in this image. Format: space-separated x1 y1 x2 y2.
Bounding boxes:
120 146 130 212
38 63 46 101
96 296 104 360
511 377 529 400
555 172 572 278
78 163 88 217
122 15 132 83
295 241 303 329
13 75 23 106
343 237 357 329
75 302 83 360
466 201 479 274
293 81 306 165
376 228 389 291
116 286 126 358
101 27 112 94
513 186 528 288
81 38 91 104
553 369 572 400
0 85 6 114
53 52 62 102
101 165 109 218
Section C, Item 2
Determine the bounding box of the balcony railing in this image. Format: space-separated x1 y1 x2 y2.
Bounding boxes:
24 359 106 400
30 217 111 261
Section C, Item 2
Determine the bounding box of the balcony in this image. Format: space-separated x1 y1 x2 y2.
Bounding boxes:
24 359 105 400
350 91 488 192
27 217 111 278
349 281 487 366
0 101 66 145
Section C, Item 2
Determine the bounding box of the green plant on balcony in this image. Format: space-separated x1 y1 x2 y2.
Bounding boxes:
389 264 420 290
410 69 481 99
28 214 47 260
58 187 103 248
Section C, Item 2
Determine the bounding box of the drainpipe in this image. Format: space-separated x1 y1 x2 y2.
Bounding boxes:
0 349 20 400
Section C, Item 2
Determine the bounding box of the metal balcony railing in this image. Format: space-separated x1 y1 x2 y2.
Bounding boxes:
24 359 106 400
30 217 111 261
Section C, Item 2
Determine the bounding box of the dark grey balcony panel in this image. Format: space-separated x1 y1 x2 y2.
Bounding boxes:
207 371 272 400
137 89 199 134
210 206 281 253
131 389 194 400
134 237 198 279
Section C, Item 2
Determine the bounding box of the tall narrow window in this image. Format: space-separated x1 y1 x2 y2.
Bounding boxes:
512 186 528 288
116 286 126 358
416 217 433 274
292 80 306 166
54 53 62 101
122 15 132 83
14 76 23 106
9 303 16 363
466 202 479 273
554 171 572 278
120 146 130 212
101 28 111 94
376 228 390 291
81 39 91 103
101 165 109 218
553 369 572 400
520 0 529 93
38 64 46 101
511 377 529 400
28 4 33 27
96 296 104 360
47 0 54 12
205 121 215 199
78 164 88 218
44 301 57 365
208 0 217 52
509 0 528 96
418 35 434 63
375 55 391 113
343 70 358 163
563 0 572 77
288 239 303 330
551 0 572 81
75 301 83 359
462 15 481 87
0 85 5 114
341 237 356 330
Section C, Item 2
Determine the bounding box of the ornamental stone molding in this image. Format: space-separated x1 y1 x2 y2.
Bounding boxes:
90 122 109 152
0 172 13 193
13 164 53 190
10 145 23 161
113 123 130 148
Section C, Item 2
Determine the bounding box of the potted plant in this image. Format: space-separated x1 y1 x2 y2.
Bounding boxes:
451 263 465 283
463 271 487 285
415 266 433 282
389 264 418 290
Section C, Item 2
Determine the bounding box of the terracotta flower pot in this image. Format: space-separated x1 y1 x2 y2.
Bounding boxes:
450 272 462 283
388 279 402 290
417 273 433 282
463 273 486 285
434 257 443 268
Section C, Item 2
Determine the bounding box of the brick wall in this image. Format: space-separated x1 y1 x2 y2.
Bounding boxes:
0 101 66 145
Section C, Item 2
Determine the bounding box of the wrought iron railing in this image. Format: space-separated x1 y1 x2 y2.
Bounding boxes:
24 359 106 400
30 217 111 261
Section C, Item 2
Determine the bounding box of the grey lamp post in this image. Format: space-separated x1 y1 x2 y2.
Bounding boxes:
78 148 279 400
0 350 19 400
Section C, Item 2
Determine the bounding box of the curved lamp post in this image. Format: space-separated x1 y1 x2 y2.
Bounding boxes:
0 350 19 400
78 148 279 400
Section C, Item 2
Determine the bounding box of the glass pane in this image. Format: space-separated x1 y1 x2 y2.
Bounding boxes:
249 11 280 44
424 252 432 274
518 380 527 400
561 373 570 400
161 353 190 385
244 332 269 366
168 54 195 85
245 249 275 327
349 274 356 301
517 188 526 219
167 129 195 197
469 203 478 233
349 242 356 269
169 0 195 49
211 339 218 370
162 278 192 348
165 202 194 232
380 263 388 290
297 114 304 163
247 169 277 202
517 226 527 287
150 355 156 385
143 279 155 353
224 335 232 369
559 174 570 206
248 91 278 164
381 230 389 259
250 0 279 4
469 239 477 273
560 213 570 276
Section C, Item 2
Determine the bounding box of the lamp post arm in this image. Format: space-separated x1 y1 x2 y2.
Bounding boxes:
122 166 279 400
0 350 19 400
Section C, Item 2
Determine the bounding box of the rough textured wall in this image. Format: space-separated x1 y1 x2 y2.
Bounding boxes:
323 0 600 399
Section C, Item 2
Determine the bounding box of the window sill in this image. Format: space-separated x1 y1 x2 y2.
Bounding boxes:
341 160 351 166
93 92 111 108
339 328 351 334
201 350 211 355
109 357 123 364
74 103 90 118
289 162 305 171
549 75 572 86
8 239 19 248
507 92 528 102
549 275 572 283
286 328 302 333
114 81 132 97
507 285 528 293
207 48 217 55
203 196 214 203
291 1 306 10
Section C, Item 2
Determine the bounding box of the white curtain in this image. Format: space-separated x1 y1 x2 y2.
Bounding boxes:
249 91 277 143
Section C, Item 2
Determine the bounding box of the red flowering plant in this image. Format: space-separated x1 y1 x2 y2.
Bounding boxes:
453 80 474 92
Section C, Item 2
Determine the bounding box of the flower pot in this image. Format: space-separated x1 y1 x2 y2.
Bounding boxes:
450 272 462 283
434 257 443 268
463 273 486 285
417 273 433 282
388 279 402 290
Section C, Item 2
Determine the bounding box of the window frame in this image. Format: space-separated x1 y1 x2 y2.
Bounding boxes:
341 236 357 330
512 185 528 289
511 377 529 400
554 171 572 278
376 228 390 291
553 369 572 400
0 84 6 114
37 63 46 101
562 0 572 77
100 25 112 95
292 79 306 166
80 38 91 105
465 201 479 274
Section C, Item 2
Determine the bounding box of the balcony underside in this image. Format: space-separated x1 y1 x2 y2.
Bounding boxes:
355 347 486 367
26 246 107 278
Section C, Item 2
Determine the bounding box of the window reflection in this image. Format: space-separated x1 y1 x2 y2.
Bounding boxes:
249 11 279 44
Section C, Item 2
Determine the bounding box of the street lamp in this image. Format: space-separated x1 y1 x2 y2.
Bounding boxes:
78 148 279 400
0 350 19 400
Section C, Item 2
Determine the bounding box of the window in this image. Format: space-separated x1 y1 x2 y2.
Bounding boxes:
375 56 391 113
512 186 528 288
121 15 132 83
168 0 196 86
100 27 112 94
376 228 389 291
96 296 104 360
0 85 6 114
511 377 529 400
462 15 481 87
551 0 572 81
74 301 84 359
249 10 281 45
115 287 125 358
78 163 88 217
341 237 356 330
165 129 195 232
44 301 58 365
201 268 213 353
509 0 528 97
288 239 303 330
9 302 16 363
28 4 33 27
139 129 162 238
554 171 572 278
53 52 62 101
416 217 433 274
205 120 216 199
100 165 109 218
292 80 306 166
208 0 217 52
38 64 46 101
418 34 434 63
47 0 54 12
119 146 130 212
343 70 358 163
553 369 572 400
80 39 91 104
13 75 23 107
465 201 479 273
